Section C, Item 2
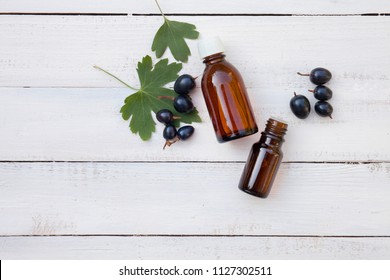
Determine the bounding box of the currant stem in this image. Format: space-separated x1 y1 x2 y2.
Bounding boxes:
163 140 170 150
294 92 297 96
297 72 310 76
93 65 138 91
329 115 333 119
163 137 179 150
158 95 175 100
308 89 314 93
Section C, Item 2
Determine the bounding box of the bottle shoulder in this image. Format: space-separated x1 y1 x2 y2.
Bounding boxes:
254 142 283 156
205 59 235 69
202 60 242 81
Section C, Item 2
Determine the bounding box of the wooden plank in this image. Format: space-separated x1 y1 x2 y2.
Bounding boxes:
1 236 389 259
0 16 389 88
1 0 389 14
0 162 389 236
0 87 389 161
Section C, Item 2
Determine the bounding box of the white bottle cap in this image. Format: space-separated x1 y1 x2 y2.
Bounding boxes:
197 36 225 59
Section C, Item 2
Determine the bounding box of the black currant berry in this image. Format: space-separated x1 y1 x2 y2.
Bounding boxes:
290 92 311 119
298 67 332 85
174 74 196 95
314 101 333 119
156 109 174 124
163 124 177 140
309 85 333 101
177 125 195 140
174 95 194 114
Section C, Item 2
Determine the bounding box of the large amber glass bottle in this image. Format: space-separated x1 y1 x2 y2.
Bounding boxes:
238 118 288 198
198 37 258 142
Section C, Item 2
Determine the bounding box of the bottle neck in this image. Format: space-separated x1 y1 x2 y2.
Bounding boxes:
259 118 288 149
260 133 284 148
203 52 226 65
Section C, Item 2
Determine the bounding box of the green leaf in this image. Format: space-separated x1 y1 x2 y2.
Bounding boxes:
118 55 201 141
151 2 199 62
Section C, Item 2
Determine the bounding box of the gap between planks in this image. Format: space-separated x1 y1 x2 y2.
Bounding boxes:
0 13 389 16
1 234 389 238
0 161 389 164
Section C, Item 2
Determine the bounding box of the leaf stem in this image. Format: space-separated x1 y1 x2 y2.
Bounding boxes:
93 65 138 91
154 0 166 20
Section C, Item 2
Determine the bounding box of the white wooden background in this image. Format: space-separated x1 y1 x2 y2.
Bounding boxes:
0 0 390 259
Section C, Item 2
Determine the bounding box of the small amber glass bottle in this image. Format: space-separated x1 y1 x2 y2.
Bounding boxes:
198 37 258 142
238 118 288 198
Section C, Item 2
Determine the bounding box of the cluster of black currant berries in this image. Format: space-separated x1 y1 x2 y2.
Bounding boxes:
157 74 197 149
290 67 334 119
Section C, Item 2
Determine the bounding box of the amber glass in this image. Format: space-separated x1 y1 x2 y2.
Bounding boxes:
201 53 258 142
238 118 288 198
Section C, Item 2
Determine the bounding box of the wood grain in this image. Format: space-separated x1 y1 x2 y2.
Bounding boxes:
1 1 390 260
1 0 389 14
0 16 389 88
0 162 389 236
1 236 389 259
1 87 389 161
